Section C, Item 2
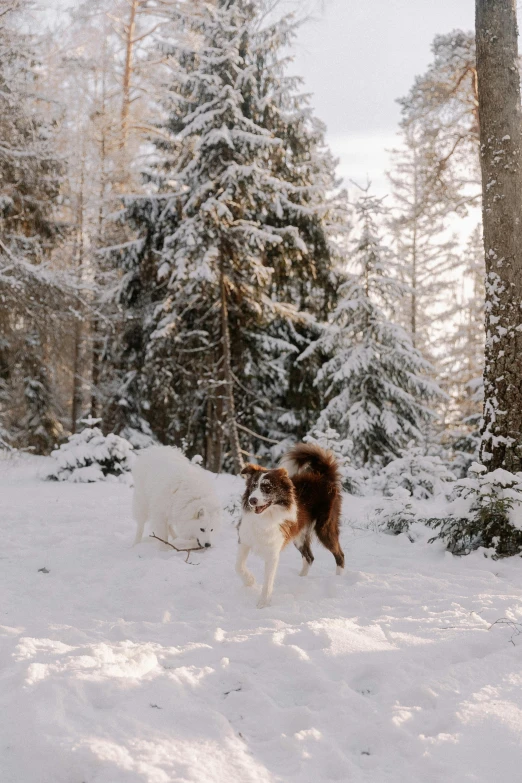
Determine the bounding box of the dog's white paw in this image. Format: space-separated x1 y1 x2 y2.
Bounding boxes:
242 572 255 587
336 566 344 576
257 596 271 609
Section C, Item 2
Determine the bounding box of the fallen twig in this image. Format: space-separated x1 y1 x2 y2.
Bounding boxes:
488 617 522 646
224 686 242 697
149 532 205 563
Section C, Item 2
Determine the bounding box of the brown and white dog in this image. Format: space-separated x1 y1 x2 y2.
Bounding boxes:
236 443 344 608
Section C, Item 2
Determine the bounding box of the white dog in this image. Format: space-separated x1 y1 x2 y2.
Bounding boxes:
132 446 221 549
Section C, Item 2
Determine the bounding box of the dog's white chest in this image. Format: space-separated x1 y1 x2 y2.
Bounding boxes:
239 508 287 556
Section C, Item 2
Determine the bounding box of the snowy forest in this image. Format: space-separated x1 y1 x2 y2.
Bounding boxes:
4 0 521 556
0 0 483 461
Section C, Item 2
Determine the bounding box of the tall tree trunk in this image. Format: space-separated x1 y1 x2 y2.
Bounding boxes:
91 64 108 421
411 225 417 347
205 385 224 473
120 0 137 153
71 157 85 434
220 264 243 473
90 317 101 419
411 150 418 348
476 0 522 471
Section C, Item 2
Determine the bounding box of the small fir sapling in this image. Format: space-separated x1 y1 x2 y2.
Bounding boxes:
374 488 418 538
426 463 522 557
373 448 455 537
47 418 134 482
372 446 456 500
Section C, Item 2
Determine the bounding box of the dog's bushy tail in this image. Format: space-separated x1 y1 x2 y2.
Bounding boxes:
280 443 341 489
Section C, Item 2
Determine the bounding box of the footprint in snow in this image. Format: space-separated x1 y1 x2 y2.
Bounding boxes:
350 666 382 696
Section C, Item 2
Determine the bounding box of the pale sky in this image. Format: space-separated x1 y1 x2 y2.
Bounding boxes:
292 0 475 195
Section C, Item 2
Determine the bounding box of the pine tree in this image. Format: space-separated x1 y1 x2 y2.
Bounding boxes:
0 0 65 452
395 34 484 438
307 191 440 468
388 125 460 361
242 14 347 455
397 30 480 215
443 226 484 422
440 226 484 475
20 335 62 454
104 0 344 468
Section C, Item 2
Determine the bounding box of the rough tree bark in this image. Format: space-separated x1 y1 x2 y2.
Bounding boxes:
476 0 522 472
205 370 224 473
220 263 244 473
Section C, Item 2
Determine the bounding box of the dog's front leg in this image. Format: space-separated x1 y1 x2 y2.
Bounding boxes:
150 515 171 549
236 543 255 587
257 550 280 608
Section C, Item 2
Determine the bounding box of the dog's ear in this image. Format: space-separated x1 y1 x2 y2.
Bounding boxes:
196 507 205 519
240 463 263 477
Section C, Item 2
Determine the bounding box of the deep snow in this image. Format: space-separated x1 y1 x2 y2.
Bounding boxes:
1 454 522 783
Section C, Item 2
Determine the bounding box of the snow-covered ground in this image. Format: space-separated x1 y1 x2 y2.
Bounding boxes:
2 455 522 783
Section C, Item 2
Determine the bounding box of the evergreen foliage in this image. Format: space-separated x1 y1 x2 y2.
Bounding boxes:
391 31 481 424
426 464 522 558
396 30 480 215
388 128 460 361
374 489 418 537
372 447 455 500
305 191 440 468
20 335 63 454
47 421 134 482
0 0 65 453
104 0 344 468
441 226 484 428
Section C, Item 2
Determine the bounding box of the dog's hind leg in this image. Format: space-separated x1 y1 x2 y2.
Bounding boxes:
295 532 314 577
236 544 255 587
257 550 280 608
316 525 345 575
132 492 148 545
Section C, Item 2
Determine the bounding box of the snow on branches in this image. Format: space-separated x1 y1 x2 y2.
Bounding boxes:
305 190 442 468
47 424 134 483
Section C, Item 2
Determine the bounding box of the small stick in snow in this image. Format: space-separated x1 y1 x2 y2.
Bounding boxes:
149 532 205 563
488 617 522 646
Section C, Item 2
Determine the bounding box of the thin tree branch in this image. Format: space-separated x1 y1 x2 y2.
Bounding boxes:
236 423 281 444
150 532 205 562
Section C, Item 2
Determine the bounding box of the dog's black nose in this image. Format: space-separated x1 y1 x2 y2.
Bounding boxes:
249 497 258 505
205 542 211 548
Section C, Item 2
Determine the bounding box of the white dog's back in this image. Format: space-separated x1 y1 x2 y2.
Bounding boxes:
132 446 221 547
